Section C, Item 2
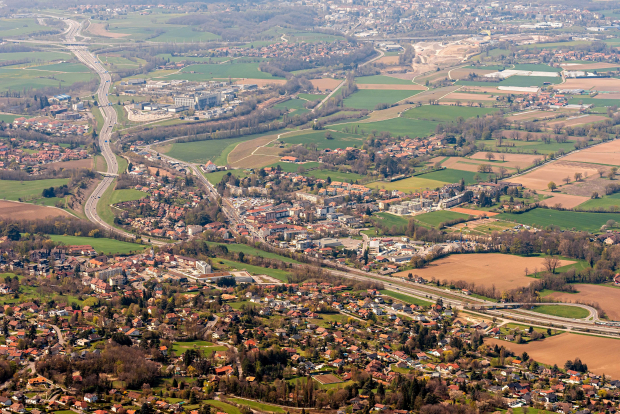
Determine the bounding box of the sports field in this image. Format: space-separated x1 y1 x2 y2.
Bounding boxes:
47 234 146 255
343 89 421 110
497 208 620 232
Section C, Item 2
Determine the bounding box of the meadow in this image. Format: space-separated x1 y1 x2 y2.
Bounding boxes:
0 67 95 92
162 136 257 164
417 168 493 184
274 99 309 116
330 117 438 138
497 208 620 232
165 62 283 81
576 192 620 210
414 210 471 227
110 189 146 204
368 176 448 192
282 130 365 150
47 234 146 255
343 90 421 110
530 305 589 319
0 18 52 37
0 178 70 201
379 290 432 307
355 75 414 85
403 105 499 122
0 50 72 63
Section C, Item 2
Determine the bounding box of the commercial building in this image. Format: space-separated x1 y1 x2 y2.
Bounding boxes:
174 92 221 110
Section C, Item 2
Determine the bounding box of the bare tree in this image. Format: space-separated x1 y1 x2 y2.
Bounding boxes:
543 256 561 274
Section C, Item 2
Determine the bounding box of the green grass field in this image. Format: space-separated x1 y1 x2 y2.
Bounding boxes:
265 161 320 173
205 241 300 264
216 259 290 282
164 62 283 81
274 99 309 116
530 305 589 319
576 192 620 210
162 134 265 164
227 399 286 414
298 93 327 101
403 105 499 122
305 169 364 183
497 208 620 232
0 114 21 123
0 50 72 63
110 189 145 204
569 97 620 107
0 178 70 201
149 26 220 42
457 75 561 88
331 117 438 138
47 234 146 255
371 212 410 229
355 75 414 85
414 211 471 227
0 18 53 37
0 67 96 93
282 130 365 150
369 176 448 192
206 401 242 414
486 138 577 155
512 64 563 73
417 168 493 184
343 90 421 110
379 289 432 307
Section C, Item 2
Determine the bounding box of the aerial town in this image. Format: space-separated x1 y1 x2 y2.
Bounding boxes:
3 0 620 413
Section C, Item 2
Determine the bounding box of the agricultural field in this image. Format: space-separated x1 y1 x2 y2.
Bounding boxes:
368 176 448 192
0 50 72 63
161 137 254 164
110 189 146 204
0 66 96 93
281 130 365 150
576 192 620 210
0 178 70 202
414 210 471 227
0 200 71 220
379 290 432 307
547 284 620 320
402 105 499 122
530 305 590 319
393 253 574 291
355 75 414 85
417 168 493 185
497 208 620 232
330 117 438 138
0 18 54 38
343 90 421 110
485 333 620 378
47 234 146 255
274 98 309 116
164 62 284 81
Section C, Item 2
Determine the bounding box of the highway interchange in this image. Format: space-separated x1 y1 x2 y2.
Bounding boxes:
32 17 620 339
